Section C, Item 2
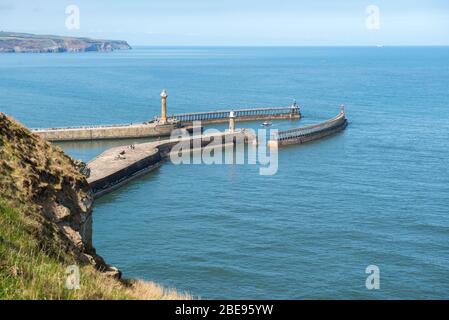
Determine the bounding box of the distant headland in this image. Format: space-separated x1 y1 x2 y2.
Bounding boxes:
0 31 131 53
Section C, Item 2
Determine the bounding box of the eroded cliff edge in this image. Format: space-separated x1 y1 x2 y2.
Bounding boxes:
0 113 117 275
0 113 189 299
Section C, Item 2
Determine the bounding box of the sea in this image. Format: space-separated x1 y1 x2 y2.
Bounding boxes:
1 46 448 299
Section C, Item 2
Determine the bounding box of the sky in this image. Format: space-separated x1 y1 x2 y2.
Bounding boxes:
0 0 448 46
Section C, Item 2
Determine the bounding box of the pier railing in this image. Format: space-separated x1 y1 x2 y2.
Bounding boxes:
162 105 300 122
32 105 300 132
272 110 346 142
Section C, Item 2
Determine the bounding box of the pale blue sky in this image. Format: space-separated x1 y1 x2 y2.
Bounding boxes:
0 0 448 45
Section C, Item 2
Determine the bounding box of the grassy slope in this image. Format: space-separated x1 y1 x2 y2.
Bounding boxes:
0 201 189 300
0 114 190 300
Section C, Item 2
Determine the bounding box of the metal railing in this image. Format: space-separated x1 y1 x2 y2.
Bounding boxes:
162 105 300 122
273 110 346 141
32 105 300 132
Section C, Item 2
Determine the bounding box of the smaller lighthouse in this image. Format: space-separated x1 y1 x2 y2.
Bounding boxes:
229 111 235 132
160 89 168 124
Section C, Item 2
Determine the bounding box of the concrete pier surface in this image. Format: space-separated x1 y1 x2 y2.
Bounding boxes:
87 129 256 198
87 144 160 188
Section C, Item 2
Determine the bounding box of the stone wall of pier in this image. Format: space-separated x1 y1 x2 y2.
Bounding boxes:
89 148 161 198
32 123 177 142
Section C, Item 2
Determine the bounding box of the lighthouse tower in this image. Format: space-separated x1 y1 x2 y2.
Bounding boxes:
229 111 235 132
160 89 168 124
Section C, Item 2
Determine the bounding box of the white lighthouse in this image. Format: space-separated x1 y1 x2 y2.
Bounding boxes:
229 111 235 132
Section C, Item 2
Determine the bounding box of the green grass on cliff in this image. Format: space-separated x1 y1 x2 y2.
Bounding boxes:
0 201 77 299
0 200 126 299
0 200 190 300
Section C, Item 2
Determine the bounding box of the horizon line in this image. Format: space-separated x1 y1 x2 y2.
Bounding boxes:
3 30 448 47
128 44 449 47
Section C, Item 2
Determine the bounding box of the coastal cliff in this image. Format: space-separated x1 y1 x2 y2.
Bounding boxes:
0 113 188 299
0 32 131 53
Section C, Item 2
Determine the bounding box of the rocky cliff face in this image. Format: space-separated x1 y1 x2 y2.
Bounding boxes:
0 32 131 53
0 113 118 276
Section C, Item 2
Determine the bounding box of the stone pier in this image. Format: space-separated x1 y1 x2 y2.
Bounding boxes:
31 91 301 142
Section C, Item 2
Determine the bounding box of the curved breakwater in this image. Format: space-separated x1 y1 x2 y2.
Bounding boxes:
269 108 348 147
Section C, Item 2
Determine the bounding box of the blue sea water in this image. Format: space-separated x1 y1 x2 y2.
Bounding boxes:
1 47 449 299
